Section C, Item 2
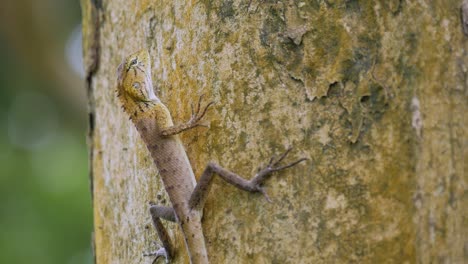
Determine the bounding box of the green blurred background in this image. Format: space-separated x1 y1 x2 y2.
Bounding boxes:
0 1 92 263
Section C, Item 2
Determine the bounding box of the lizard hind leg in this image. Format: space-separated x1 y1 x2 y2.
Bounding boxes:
188 147 307 210
144 205 176 263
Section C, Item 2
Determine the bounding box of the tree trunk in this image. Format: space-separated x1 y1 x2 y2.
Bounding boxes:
83 1 467 263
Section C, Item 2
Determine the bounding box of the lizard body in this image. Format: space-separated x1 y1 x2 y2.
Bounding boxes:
117 49 306 264
117 50 208 263
135 104 207 262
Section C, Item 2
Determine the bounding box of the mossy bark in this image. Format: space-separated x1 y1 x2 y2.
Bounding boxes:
83 0 467 263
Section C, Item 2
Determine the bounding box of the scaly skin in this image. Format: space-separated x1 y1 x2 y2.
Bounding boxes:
117 50 209 263
116 49 307 264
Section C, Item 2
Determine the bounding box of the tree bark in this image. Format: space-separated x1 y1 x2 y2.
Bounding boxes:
83 1 467 263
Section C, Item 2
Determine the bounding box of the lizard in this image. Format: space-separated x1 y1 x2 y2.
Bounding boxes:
116 49 307 264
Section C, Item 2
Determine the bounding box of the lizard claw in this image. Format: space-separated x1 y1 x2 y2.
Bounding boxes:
189 94 214 125
159 95 214 136
258 187 273 203
270 147 293 167
250 147 307 189
268 147 308 172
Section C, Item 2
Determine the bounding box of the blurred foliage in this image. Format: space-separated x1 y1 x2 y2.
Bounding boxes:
0 1 92 264
0 0 86 114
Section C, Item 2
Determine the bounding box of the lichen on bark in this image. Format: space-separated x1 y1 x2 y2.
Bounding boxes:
84 0 467 263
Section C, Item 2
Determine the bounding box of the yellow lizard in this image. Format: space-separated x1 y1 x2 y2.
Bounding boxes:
116 49 306 264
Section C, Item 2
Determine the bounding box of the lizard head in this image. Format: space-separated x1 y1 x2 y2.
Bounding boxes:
117 49 159 104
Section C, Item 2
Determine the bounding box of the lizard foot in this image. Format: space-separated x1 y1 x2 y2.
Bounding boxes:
188 146 307 209
159 94 214 137
189 94 214 127
249 147 307 202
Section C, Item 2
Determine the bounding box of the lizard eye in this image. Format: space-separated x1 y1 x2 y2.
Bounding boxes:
132 82 141 89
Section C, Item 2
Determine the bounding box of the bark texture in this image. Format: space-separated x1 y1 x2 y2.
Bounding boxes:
83 0 467 263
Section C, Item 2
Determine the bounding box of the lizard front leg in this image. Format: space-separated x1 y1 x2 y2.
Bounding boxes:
144 204 176 263
160 95 213 137
189 148 307 210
